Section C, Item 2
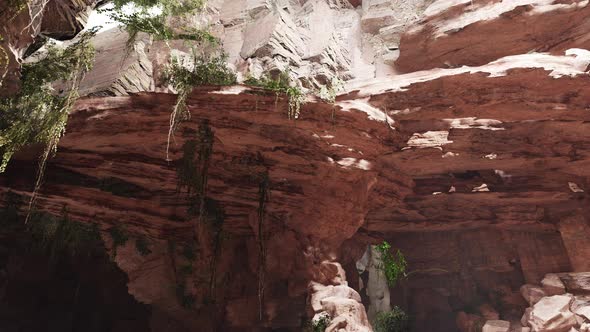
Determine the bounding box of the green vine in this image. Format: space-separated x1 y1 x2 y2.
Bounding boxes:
103 0 236 161
0 29 97 223
318 77 344 123
111 0 205 16
244 71 305 120
375 241 407 288
205 198 224 297
163 53 235 161
176 119 215 237
103 8 217 47
28 208 102 264
257 171 270 321
374 306 410 332
0 34 9 88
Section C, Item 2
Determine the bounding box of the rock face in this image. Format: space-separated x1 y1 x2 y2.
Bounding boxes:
1 88 392 331
395 0 590 72
3 0 590 331
77 29 155 96
76 0 437 95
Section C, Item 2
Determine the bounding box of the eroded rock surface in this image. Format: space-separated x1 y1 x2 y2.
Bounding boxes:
3 0 590 331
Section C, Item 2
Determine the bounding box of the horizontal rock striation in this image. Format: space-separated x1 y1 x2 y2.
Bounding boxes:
396 0 590 72
3 0 590 331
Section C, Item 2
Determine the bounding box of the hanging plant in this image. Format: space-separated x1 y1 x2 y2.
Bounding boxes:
162 52 235 160
374 241 407 288
0 28 97 222
256 170 270 321
244 70 306 119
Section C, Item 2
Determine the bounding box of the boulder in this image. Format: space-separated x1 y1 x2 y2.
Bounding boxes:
573 305 590 321
560 273 590 295
529 294 576 332
315 261 347 286
482 320 510 332
320 296 371 332
521 284 546 306
309 282 362 313
542 274 567 296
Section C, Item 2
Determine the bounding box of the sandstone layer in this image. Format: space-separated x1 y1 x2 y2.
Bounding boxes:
2 0 590 331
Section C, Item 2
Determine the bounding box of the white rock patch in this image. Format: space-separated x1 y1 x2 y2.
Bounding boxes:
406 131 453 149
473 183 490 192
569 182 585 193
337 98 395 129
345 49 590 97
208 85 249 95
416 0 589 38
423 0 472 17
445 117 505 131
337 158 372 170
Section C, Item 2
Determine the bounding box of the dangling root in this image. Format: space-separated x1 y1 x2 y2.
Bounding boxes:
166 87 191 161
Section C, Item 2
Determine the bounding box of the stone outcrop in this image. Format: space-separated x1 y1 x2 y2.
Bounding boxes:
40 0 96 40
1 88 392 330
0 0 98 95
517 273 590 332
529 294 576 332
521 284 547 307
78 29 155 96
355 245 392 322
74 0 438 95
308 261 372 332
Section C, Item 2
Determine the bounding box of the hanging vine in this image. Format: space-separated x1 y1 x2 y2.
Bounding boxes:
176 119 215 240
28 207 102 265
162 53 235 160
374 241 407 288
0 29 97 222
100 0 236 161
206 198 224 298
103 7 217 53
318 77 344 124
244 70 306 120
0 35 9 88
257 170 270 321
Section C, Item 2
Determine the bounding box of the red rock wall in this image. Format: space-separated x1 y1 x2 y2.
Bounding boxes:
396 1 590 72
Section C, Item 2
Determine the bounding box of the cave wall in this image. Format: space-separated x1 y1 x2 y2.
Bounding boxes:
0 208 151 332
